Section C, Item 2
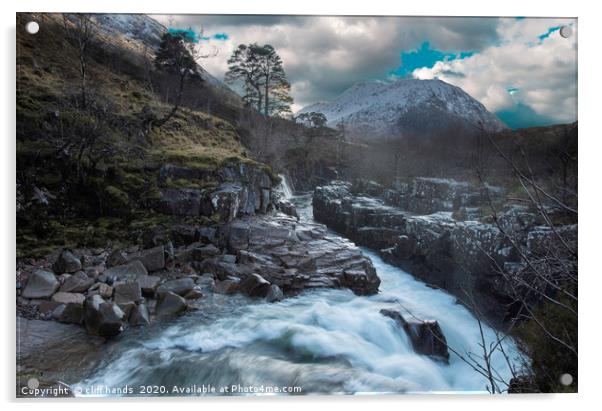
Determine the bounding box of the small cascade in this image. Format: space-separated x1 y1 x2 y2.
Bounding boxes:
278 174 294 199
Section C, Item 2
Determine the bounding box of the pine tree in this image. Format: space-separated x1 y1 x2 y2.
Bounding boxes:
152 31 200 128
225 43 293 117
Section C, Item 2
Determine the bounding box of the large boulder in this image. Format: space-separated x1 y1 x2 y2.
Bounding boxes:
21 270 59 299
155 278 195 297
113 281 143 306
52 303 84 324
380 309 449 362
50 292 86 324
128 245 165 272
84 295 126 337
100 260 148 284
53 250 82 274
155 291 187 317
213 278 240 294
240 274 271 298
59 271 94 293
137 275 161 296
266 284 284 302
128 304 151 327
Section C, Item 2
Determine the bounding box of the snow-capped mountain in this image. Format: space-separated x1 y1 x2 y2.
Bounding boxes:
299 79 507 139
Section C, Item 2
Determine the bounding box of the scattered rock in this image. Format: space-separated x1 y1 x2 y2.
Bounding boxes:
113 281 143 306
213 278 240 294
240 273 271 298
196 273 215 291
380 309 449 362
53 250 82 274
51 292 85 305
83 295 126 337
155 291 187 317
137 275 161 296
106 250 127 268
192 244 220 260
156 278 195 297
55 302 84 324
128 245 165 272
87 283 113 299
38 300 62 316
266 284 284 302
85 267 100 279
197 227 217 244
22 270 59 299
128 304 151 326
59 271 94 293
184 288 203 300
100 260 148 284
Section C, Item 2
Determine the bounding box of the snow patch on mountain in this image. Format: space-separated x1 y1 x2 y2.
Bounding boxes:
298 79 507 139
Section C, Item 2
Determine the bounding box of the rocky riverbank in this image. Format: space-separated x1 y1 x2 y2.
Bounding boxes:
313 179 577 323
17 212 379 336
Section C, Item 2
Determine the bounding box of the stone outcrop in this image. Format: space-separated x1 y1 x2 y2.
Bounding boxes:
155 162 276 223
16 185 381 340
213 214 380 296
380 309 449 362
313 179 577 322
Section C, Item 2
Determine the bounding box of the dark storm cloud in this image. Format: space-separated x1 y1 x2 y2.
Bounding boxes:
153 15 502 109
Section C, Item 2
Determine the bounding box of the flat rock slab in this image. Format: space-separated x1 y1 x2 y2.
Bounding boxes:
217 215 380 295
16 317 106 396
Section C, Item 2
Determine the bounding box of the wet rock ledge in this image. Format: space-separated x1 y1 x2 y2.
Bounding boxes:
16 213 379 339
313 179 577 322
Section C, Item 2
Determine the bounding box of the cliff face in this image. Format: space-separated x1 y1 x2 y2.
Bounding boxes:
313 180 577 323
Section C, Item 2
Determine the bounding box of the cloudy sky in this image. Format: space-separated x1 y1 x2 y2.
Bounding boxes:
152 15 577 129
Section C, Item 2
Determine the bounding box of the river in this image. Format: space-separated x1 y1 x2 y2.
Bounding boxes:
74 188 520 396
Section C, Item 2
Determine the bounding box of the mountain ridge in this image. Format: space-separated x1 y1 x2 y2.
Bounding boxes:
299 78 507 139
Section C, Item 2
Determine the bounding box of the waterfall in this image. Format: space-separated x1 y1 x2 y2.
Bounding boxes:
278 174 294 199
75 191 521 396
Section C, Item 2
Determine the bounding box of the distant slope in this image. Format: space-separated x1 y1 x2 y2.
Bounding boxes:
299 79 507 140
91 14 241 102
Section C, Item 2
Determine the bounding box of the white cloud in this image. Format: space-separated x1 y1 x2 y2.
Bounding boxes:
152 15 500 108
413 18 577 124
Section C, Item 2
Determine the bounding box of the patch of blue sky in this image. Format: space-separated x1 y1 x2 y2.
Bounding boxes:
538 26 562 41
213 33 229 40
389 41 475 78
167 27 200 43
496 103 557 130
168 28 229 43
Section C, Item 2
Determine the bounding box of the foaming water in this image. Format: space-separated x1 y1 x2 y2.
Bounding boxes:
77 194 520 395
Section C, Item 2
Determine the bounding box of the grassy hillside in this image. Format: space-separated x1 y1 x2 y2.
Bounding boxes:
16 13 272 258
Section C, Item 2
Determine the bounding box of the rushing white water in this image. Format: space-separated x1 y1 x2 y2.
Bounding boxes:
76 192 520 396
278 174 294 199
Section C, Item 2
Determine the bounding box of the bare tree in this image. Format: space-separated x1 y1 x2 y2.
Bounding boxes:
62 14 97 108
466 126 578 392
